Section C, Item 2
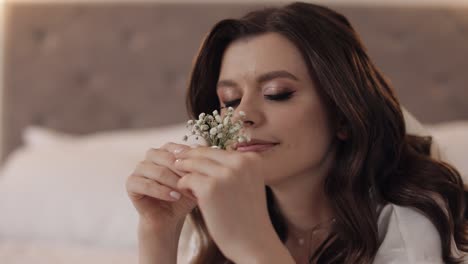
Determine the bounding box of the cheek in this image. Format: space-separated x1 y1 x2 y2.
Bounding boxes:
288 113 332 163
264 104 334 183
283 101 333 153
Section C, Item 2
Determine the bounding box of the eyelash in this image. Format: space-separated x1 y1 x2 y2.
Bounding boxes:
221 91 295 108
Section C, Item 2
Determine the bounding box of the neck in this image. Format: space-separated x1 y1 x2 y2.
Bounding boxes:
270 170 334 234
269 142 336 235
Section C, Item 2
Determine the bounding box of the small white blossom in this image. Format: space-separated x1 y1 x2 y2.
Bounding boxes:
183 109 249 150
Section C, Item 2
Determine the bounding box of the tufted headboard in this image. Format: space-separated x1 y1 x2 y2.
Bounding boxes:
2 2 468 161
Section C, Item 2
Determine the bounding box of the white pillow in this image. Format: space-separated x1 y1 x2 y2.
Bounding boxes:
0 123 199 247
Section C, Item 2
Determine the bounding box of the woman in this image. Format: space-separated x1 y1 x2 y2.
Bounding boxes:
126 2 468 263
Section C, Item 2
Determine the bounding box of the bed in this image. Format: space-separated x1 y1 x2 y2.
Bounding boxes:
0 2 467 263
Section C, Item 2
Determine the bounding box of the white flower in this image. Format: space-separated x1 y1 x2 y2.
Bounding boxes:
182 109 249 150
238 136 247 143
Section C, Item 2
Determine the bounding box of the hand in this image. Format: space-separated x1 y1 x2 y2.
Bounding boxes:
173 146 277 262
126 142 199 230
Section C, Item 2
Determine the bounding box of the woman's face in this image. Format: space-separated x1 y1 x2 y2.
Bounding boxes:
217 32 337 185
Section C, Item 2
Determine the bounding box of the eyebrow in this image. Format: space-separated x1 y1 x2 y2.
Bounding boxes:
216 70 299 90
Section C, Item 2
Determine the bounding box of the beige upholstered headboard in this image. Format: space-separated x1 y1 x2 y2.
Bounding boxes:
2 2 468 161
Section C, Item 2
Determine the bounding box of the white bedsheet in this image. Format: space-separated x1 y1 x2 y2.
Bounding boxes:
0 240 137 264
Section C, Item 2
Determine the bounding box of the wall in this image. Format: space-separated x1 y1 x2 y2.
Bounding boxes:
0 0 466 158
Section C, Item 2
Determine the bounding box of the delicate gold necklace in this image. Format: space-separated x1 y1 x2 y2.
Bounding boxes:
288 218 336 246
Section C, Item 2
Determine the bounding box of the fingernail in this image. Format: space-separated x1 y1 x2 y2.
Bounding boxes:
170 191 181 200
173 148 185 154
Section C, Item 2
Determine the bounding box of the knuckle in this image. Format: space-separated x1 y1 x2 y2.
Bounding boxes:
177 175 188 189
126 174 140 190
204 179 219 195
125 175 133 189
242 152 257 164
161 142 173 149
158 167 173 182
161 141 181 152
220 167 232 178
135 160 149 172
142 178 155 193
144 148 158 160
231 156 245 168
145 148 174 166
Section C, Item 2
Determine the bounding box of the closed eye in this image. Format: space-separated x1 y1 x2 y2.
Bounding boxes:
221 91 295 108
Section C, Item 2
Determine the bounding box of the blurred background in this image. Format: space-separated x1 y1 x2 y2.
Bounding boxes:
0 0 466 263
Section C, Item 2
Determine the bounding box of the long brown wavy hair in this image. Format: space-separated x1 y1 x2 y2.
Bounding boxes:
183 2 468 263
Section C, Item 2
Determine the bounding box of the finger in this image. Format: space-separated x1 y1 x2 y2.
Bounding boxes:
174 146 228 163
175 146 258 167
144 148 188 177
160 141 206 154
133 162 197 200
126 174 182 202
177 172 211 199
134 161 180 189
174 157 225 177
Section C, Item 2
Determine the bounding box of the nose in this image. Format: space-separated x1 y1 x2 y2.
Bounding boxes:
242 119 254 127
229 96 264 129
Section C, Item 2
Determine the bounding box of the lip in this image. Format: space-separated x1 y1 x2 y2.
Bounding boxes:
234 139 279 152
236 143 278 152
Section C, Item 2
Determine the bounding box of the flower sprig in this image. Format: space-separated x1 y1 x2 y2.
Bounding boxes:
182 106 251 150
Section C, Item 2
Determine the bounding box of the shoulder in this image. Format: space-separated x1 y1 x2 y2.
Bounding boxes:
177 216 199 264
374 203 444 264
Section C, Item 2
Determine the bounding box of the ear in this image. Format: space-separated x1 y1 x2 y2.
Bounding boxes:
336 118 349 141
337 129 348 140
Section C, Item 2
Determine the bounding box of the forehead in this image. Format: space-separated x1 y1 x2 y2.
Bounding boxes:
219 32 309 79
